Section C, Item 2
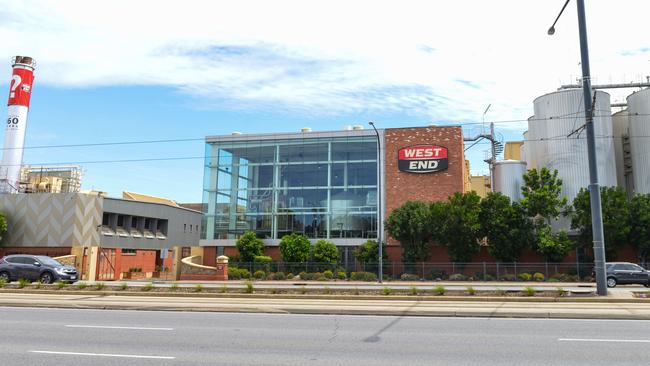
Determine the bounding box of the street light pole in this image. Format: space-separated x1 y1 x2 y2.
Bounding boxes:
548 0 607 295
369 121 383 283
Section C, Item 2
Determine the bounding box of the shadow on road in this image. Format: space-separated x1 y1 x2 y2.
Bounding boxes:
363 300 419 343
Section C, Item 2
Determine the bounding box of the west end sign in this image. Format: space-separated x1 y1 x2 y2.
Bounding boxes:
398 145 448 173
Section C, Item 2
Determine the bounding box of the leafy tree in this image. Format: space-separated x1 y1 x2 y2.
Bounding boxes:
0 213 6 246
536 226 572 262
385 201 433 262
279 233 311 263
478 192 535 262
569 187 630 260
313 240 339 267
354 240 389 265
438 192 482 263
629 194 650 265
521 168 568 225
235 231 264 262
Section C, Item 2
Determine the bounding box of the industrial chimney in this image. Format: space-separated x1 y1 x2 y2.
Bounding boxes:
0 56 35 193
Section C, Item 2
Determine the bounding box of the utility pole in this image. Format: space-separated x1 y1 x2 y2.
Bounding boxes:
548 0 607 295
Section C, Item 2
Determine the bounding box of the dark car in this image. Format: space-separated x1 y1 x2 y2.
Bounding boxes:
0 255 78 284
603 262 650 288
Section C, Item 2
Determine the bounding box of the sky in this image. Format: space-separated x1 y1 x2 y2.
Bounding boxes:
0 0 648 203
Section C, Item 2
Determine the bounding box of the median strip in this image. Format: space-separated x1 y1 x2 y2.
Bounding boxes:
558 338 650 343
64 324 173 331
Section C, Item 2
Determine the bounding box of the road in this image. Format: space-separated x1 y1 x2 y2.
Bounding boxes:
1 307 649 365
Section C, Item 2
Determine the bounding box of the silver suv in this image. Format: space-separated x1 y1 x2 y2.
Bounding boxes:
604 262 650 288
0 255 78 284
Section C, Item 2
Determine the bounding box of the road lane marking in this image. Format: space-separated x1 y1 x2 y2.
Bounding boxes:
30 351 175 359
559 338 650 343
65 324 173 331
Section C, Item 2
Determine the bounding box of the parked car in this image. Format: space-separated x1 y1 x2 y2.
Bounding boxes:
601 262 650 288
0 255 78 284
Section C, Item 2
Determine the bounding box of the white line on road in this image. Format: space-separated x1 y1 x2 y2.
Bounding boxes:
65 324 173 331
30 350 175 359
559 338 650 343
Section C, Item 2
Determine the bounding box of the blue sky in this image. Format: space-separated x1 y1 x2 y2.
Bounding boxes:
0 0 648 202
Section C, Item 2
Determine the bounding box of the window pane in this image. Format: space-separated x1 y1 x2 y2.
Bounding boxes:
330 188 377 212
331 141 376 161
279 142 328 163
331 162 376 186
279 164 327 187
277 213 326 238
244 215 273 238
277 189 327 212
330 213 377 238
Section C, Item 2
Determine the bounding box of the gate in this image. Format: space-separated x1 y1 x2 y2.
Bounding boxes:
97 248 117 281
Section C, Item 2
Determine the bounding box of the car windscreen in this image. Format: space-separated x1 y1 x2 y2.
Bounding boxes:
35 256 62 266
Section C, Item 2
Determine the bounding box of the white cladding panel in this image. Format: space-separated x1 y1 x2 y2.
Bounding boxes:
0 105 29 192
531 89 617 205
521 130 530 167
628 88 650 194
493 160 527 201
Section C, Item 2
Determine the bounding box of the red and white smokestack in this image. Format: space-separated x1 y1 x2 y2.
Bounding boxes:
0 56 35 193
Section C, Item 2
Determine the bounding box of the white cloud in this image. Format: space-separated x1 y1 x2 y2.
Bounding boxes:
0 0 648 127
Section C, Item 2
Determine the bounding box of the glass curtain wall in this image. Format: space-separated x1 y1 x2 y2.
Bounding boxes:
202 136 378 240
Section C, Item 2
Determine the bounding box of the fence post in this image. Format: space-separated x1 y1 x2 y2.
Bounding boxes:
577 261 580 278
514 262 517 277
422 262 425 279
545 262 549 278
496 263 500 280
483 262 486 280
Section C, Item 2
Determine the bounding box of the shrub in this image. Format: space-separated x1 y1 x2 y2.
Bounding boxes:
279 233 311 264
245 281 254 293
354 240 389 272
286 272 294 280
500 274 517 281
324 286 332 295
300 272 315 281
76 282 87 290
448 274 467 281
410 286 418 295
253 270 266 280
381 287 393 296
194 284 204 293
352 287 360 295
218 285 228 293
228 267 242 280
434 285 446 296
271 288 279 294
556 287 568 297
400 273 420 281
522 286 536 296
518 273 532 281
551 273 569 282
239 268 251 279
55 280 66 290
119 283 128 291
475 272 496 281
430 268 447 280
566 275 581 282
548 277 560 282
350 272 377 281
533 272 545 282
267 272 286 281
0 279 5 288
170 283 179 291
313 240 339 270
466 286 476 296
323 270 334 280
142 283 154 291
95 282 105 291
299 286 308 294
18 278 30 288
315 272 327 281
253 255 273 272
236 231 264 262
582 276 595 282
337 271 347 281
494 288 506 296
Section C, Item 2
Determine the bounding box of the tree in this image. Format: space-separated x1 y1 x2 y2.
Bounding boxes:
478 192 535 262
235 231 264 262
354 240 389 269
0 213 6 246
313 239 339 268
569 187 630 260
521 168 568 225
629 194 650 265
536 226 572 262
279 233 311 263
438 192 482 263
385 201 432 262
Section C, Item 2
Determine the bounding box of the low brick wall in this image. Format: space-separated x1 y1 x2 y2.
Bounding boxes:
53 255 76 267
180 255 219 280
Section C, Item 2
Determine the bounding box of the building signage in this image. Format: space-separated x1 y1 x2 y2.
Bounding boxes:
398 145 448 173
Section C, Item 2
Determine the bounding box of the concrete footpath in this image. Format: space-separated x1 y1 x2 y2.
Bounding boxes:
1 291 650 320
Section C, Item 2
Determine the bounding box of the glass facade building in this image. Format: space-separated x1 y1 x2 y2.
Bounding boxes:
202 131 379 243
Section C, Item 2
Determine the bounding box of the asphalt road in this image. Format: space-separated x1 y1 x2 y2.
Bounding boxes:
1 307 649 365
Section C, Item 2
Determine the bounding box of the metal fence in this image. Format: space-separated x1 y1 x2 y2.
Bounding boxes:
229 261 597 281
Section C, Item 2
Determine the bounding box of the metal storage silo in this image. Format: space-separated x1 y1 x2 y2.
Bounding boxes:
521 130 530 168
628 88 650 193
493 160 527 201
531 89 617 205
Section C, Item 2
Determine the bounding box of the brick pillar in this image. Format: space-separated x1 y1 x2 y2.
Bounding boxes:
87 246 100 282
216 255 229 281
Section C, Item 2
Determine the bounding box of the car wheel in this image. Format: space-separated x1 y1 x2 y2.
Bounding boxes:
644 281 650 288
39 272 54 284
606 277 617 288
0 271 9 282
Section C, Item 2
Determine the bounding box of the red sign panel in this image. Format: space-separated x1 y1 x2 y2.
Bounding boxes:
7 67 34 107
398 145 449 173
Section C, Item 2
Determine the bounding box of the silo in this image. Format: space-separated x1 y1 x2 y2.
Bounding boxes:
531 89 617 205
493 160 527 201
628 88 650 193
611 109 630 189
521 130 530 168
